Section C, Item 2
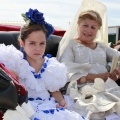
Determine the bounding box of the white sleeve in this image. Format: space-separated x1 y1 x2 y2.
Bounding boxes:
0 44 23 71
43 57 67 92
106 45 120 62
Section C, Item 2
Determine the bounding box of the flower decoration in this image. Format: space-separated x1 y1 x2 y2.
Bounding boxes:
44 23 54 38
21 8 54 38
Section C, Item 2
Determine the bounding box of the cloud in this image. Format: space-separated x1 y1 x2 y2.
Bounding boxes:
0 0 120 29
108 17 120 26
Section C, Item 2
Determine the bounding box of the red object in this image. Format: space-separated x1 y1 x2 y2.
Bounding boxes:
0 63 27 119
0 24 20 31
0 112 3 120
0 24 66 37
0 63 27 95
53 29 66 37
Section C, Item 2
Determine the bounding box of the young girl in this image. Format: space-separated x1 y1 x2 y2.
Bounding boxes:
0 8 84 120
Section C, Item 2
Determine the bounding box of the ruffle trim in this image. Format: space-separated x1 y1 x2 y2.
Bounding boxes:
42 57 67 92
31 108 84 120
3 102 34 120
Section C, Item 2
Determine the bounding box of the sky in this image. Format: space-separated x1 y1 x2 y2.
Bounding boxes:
0 0 120 30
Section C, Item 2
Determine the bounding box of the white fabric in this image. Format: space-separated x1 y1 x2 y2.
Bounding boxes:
57 0 108 60
0 44 84 120
3 102 34 120
58 40 120 82
67 78 120 119
106 113 120 120
110 56 119 73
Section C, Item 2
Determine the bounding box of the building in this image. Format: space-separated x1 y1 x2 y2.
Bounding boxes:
108 26 120 44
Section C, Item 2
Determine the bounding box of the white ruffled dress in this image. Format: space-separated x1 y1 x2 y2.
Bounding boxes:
0 44 84 120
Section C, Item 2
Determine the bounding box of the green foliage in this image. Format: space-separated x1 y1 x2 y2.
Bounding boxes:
21 13 30 23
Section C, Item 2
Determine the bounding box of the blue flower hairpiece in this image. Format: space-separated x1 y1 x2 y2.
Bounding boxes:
21 8 54 38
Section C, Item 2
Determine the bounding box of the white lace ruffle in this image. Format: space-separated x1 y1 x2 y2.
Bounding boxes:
29 99 84 120
42 57 67 92
17 59 46 93
0 44 23 70
31 109 84 120
3 102 34 120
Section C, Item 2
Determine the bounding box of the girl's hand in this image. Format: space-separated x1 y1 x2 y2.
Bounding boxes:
51 91 67 109
56 99 67 109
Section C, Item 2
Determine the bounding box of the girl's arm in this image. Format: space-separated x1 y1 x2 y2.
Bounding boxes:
50 91 67 109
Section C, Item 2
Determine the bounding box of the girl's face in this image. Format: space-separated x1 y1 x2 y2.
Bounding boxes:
21 30 46 61
77 19 99 44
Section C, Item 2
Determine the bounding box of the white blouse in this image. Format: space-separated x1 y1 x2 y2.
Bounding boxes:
60 39 120 82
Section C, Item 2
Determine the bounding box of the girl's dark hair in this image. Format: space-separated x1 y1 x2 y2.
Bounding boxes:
19 23 47 42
